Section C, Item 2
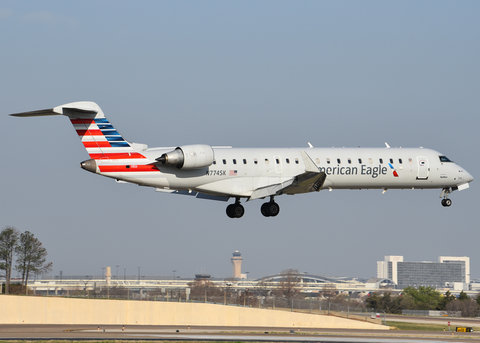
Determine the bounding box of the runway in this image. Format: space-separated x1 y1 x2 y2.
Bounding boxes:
0 324 478 342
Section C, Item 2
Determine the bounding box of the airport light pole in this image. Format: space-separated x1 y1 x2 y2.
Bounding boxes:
124 267 126 282
138 266 140 284
116 265 119 280
173 270 176 283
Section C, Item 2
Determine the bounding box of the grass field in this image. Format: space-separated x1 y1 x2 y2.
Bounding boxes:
387 321 479 331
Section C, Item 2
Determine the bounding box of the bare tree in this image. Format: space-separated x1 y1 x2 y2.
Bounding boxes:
446 299 480 317
0 227 19 294
15 231 52 290
187 279 222 301
274 269 303 307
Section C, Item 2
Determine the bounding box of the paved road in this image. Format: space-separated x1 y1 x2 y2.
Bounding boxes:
0 324 478 342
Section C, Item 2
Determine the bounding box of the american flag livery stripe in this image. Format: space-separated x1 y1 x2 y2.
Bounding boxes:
70 117 145 159
99 165 159 173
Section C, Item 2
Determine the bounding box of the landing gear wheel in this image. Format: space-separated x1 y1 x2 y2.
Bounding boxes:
442 198 452 207
226 204 236 218
226 203 245 218
261 203 271 217
261 201 280 217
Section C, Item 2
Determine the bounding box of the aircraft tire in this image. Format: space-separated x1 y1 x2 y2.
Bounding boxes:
442 199 452 207
261 202 279 217
226 204 236 218
233 204 245 218
261 203 271 217
268 202 280 217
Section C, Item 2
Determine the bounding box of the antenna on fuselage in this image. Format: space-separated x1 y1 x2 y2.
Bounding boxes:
385 142 391 148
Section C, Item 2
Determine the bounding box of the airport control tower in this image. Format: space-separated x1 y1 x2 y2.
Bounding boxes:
231 250 243 279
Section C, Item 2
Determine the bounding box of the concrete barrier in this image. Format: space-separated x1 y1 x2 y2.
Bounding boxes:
1 295 388 330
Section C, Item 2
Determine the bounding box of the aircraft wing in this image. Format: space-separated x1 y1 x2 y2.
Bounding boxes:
249 151 327 200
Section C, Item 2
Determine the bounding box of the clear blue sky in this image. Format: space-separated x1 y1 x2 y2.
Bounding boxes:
1 1 478 280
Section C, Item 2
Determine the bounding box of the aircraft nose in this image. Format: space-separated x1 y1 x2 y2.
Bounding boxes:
465 170 474 183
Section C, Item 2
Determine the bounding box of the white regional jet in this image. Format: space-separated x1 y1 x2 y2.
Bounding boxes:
11 101 474 218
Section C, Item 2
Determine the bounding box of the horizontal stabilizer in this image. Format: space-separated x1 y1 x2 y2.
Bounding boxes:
10 108 61 117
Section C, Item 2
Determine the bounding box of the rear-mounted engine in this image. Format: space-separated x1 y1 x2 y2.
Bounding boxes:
156 144 214 169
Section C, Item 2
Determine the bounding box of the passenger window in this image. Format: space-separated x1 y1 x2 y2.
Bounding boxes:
358 158 362 164
368 158 373 164
265 159 269 164
399 158 403 164
254 159 258 165
389 158 393 164
222 159 226 165
326 158 331 164
409 158 413 164
348 158 352 164
243 159 247 164
379 158 383 164
337 158 341 164
213 160 216 165
233 159 237 164
316 158 320 164
295 158 299 164
286 158 290 164
276 158 280 164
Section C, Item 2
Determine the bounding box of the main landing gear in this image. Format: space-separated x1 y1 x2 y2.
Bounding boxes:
226 198 245 218
225 197 280 218
440 188 452 207
261 197 280 217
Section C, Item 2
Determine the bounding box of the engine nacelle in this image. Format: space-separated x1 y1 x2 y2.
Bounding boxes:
156 144 214 169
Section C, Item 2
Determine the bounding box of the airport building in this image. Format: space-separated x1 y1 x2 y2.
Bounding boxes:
377 255 469 290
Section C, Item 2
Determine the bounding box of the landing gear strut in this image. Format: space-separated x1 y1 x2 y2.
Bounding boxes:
440 188 452 207
261 197 280 217
226 198 244 218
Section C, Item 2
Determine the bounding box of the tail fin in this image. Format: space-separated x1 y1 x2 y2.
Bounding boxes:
10 101 147 159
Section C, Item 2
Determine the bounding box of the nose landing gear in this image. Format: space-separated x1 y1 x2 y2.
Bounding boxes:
441 198 452 207
440 188 452 207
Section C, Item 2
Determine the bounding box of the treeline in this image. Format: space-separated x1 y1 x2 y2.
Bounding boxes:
0 226 52 294
366 286 480 317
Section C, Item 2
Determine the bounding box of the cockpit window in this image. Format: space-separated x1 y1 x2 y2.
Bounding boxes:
439 156 453 163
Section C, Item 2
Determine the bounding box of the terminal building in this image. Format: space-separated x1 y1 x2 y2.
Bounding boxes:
377 255 469 290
